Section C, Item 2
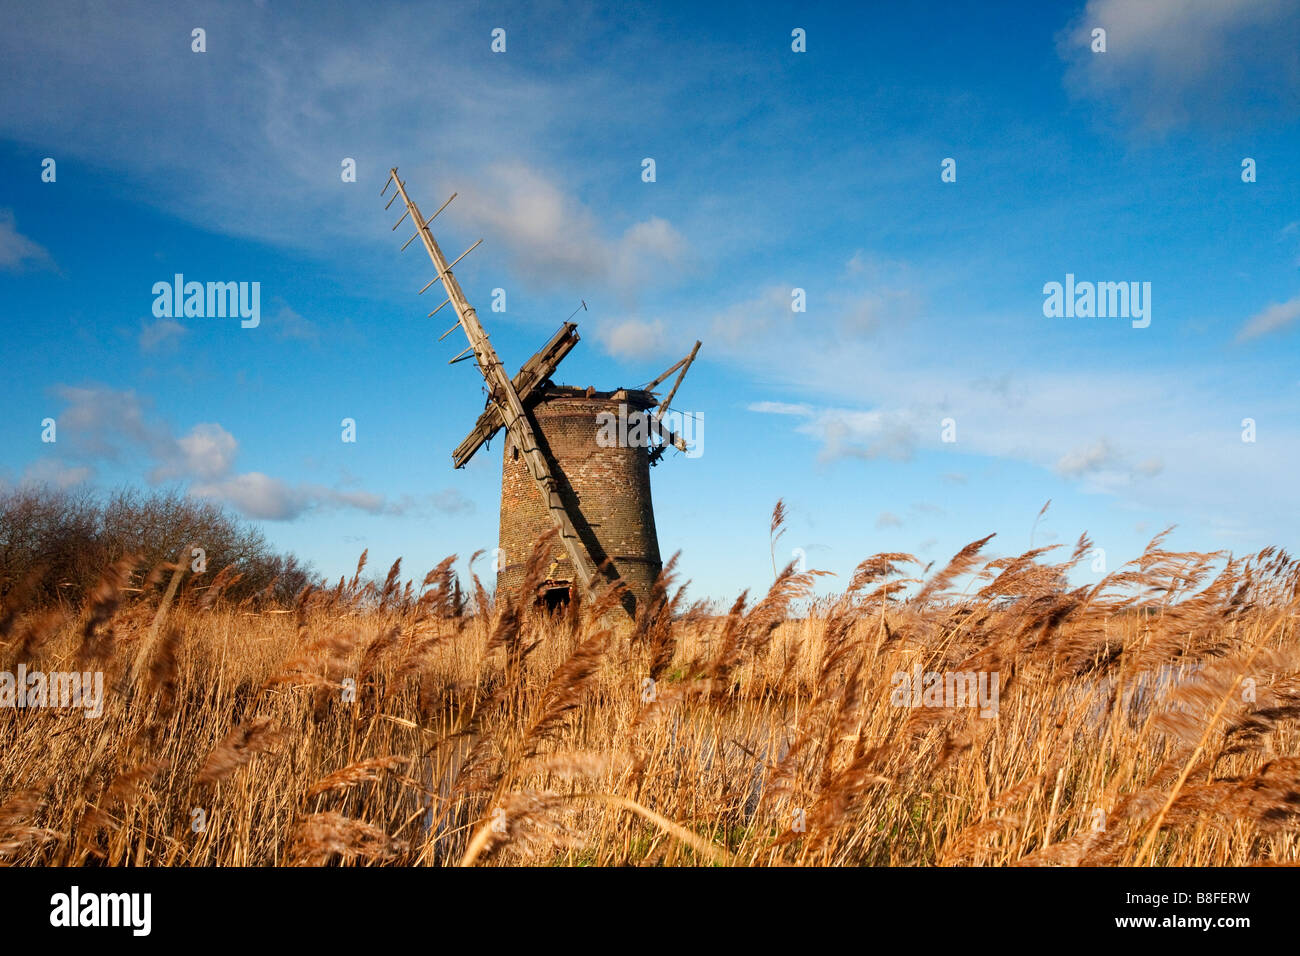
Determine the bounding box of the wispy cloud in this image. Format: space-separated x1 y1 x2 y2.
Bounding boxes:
0 3 648 256
1058 0 1300 133
271 305 321 343
383 490 476 518
0 209 53 271
835 252 925 336
1237 294 1300 342
748 401 814 417
429 488 474 515
160 423 239 482
138 318 187 353
1056 439 1116 477
752 401 922 464
457 162 686 294
598 317 669 360
190 474 385 521
36 384 393 521
812 409 918 464
709 286 795 348
20 458 92 489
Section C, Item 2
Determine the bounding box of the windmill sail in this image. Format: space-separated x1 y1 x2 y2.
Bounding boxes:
383 168 600 592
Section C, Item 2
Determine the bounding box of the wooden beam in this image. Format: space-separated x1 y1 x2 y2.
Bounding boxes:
647 415 690 464
452 322 579 468
643 341 699 393
646 341 701 464
655 340 700 413
419 239 481 293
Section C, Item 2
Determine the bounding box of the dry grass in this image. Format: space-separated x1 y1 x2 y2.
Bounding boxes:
2 511 1300 867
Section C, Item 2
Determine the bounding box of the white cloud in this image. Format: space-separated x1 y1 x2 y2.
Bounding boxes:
838 287 922 336
39 384 391 521
21 458 92 488
1237 294 1300 342
52 385 170 461
798 408 919 464
876 511 903 529
708 285 794 347
613 217 688 288
662 245 1300 546
1056 439 1116 477
748 401 814 417
0 4 642 259
834 254 925 335
598 317 668 360
430 488 475 515
191 473 308 521
187 476 388 522
386 490 477 517
0 209 52 272
706 275 1292 519
138 318 187 352
1059 0 1300 132
457 162 686 292
272 305 320 343
173 424 239 481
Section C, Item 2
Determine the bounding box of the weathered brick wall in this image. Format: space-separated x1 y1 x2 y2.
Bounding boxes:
498 389 661 612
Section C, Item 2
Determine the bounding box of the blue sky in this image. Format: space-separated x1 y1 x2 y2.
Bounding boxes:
1 0 1298 603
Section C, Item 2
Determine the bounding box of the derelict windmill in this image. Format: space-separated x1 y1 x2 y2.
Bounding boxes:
381 168 701 615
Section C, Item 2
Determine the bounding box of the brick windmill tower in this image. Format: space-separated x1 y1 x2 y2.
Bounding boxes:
382 169 701 615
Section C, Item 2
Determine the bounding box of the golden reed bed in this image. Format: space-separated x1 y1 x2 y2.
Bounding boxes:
2 512 1298 867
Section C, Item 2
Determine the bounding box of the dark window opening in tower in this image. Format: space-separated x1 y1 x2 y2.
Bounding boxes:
540 584 571 612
